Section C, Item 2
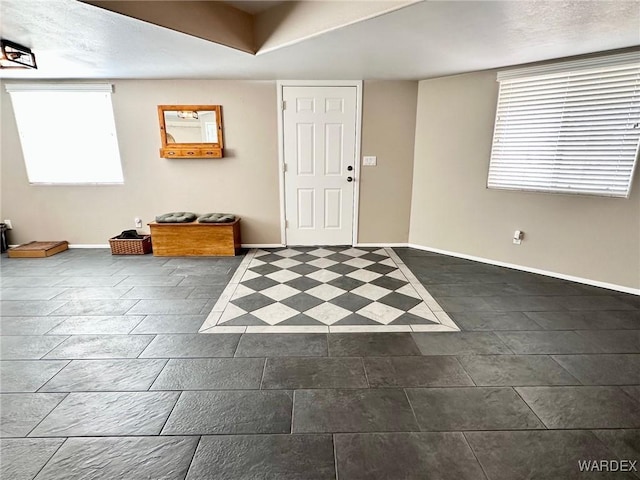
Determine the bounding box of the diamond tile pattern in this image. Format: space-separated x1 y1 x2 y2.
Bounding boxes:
217 247 440 327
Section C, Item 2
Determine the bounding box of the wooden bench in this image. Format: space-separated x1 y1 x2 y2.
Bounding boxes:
148 219 241 256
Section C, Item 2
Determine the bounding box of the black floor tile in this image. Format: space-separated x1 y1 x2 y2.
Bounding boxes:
162 390 292 434
40 359 168 392
495 331 602 354
0 360 68 392
551 354 640 385
482 295 567 312
0 316 66 335
0 300 68 316
44 335 155 359
0 336 68 360
411 332 512 355
35 436 199 480
466 430 628 480
556 295 638 311
50 299 138 316
329 292 374 312
151 358 264 390
0 438 65 480
185 434 336 480
261 357 368 389
516 386 640 429
127 299 208 315
139 334 240 358
524 311 640 330
280 292 324 312
576 330 640 353
292 389 418 433
328 333 421 356
334 432 486 480
623 386 640 402
130 314 207 334
0 393 66 437
406 387 543 431
458 355 580 386
46 315 144 334
30 391 179 437
363 356 474 387
451 312 542 331
231 292 275 312
592 429 640 468
433 296 495 312
234 334 327 357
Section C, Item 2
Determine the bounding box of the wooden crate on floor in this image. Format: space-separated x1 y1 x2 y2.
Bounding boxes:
8 241 69 258
148 219 241 256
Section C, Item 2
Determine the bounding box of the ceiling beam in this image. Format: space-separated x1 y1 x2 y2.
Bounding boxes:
82 0 256 54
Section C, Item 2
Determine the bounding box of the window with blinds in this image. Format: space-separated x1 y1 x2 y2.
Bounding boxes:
487 52 640 198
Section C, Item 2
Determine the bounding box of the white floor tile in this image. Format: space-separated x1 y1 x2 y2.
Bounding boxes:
246 326 328 333
306 284 346 301
271 258 302 269
307 258 337 269
218 303 247 323
274 248 302 258
408 302 439 322
201 326 247 333
346 269 382 283
341 248 368 257
330 325 412 333
265 269 301 283
305 302 351 325
395 284 422 299
410 324 458 332
351 283 392 301
306 269 341 283
261 284 300 301
343 257 374 269
241 270 261 281
230 284 255 300
357 302 404 324
379 258 397 267
308 248 334 258
251 302 298 325
386 269 407 281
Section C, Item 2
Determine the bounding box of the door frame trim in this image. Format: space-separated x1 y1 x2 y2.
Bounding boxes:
276 80 363 246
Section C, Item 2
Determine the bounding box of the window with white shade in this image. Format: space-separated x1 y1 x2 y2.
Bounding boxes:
487 52 640 198
6 84 123 184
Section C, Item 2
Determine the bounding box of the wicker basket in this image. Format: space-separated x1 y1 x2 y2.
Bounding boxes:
109 235 152 255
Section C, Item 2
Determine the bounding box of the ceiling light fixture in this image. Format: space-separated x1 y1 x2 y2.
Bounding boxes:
177 110 198 119
0 39 37 69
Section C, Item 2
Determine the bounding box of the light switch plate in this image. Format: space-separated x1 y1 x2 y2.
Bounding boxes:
363 156 377 166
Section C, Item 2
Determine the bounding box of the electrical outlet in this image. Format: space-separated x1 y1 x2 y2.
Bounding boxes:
3 219 12 229
363 156 377 166
513 230 524 245
134 217 142 228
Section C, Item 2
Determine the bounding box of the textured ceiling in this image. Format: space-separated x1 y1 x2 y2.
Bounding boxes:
0 0 638 80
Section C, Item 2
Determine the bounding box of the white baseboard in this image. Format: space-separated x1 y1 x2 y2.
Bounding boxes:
69 244 110 248
407 243 639 295
356 243 409 248
241 244 284 249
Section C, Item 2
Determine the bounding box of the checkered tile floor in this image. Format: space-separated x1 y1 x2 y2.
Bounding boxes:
200 247 460 333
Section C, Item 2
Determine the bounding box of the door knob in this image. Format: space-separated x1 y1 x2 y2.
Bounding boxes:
347 166 353 171
347 176 353 182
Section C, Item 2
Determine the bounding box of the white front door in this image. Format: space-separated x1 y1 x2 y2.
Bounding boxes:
282 86 358 246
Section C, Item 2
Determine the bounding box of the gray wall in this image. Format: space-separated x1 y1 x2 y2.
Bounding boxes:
409 70 640 290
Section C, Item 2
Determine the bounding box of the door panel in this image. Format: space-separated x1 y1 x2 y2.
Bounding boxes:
283 86 357 246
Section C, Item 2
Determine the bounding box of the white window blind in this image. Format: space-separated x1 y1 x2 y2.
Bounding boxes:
488 52 640 198
5 83 124 185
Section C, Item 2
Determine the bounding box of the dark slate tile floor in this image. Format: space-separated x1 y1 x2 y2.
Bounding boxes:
0 247 639 479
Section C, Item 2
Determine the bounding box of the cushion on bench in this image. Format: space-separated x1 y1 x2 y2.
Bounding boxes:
197 213 236 223
155 212 197 223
